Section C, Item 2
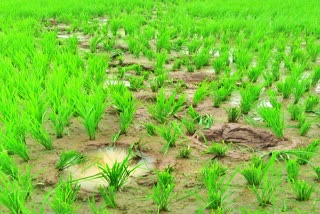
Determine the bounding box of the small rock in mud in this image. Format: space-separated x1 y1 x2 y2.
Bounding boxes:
198 123 287 149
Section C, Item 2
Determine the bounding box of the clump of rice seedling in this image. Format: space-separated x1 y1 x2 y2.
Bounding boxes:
305 95 319 112
293 180 313 201
240 83 262 114
288 104 303 121
56 150 87 170
0 148 18 179
193 80 210 107
113 105 137 142
199 114 214 129
129 76 144 91
251 174 281 207
177 146 192 159
50 175 80 214
311 66 320 86
150 73 167 92
205 140 230 158
0 171 29 214
295 140 320 165
182 117 197 135
293 81 307 104
87 195 109 214
204 160 228 177
144 123 156 136
247 66 263 83
187 105 201 123
311 166 320 181
158 121 182 155
199 163 237 211
97 147 139 191
50 99 74 138
148 89 185 123
30 120 53 150
286 159 300 182
98 186 117 208
233 48 252 70
277 77 293 99
225 107 241 122
75 85 108 140
257 106 285 138
268 90 282 109
148 170 175 213
193 48 211 69
299 119 312 136
212 87 231 108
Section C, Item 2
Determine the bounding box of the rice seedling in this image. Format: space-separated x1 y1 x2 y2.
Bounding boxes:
212 87 231 108
144 122 157 136
29 120 54 150
177 146 192 159
225 107 241 122
241 164 264 186
56 150 87 170
311 166 320 181
87 195 109 214
295 140 320 165
251 174 282 207
268 90 282 109
288 104 303 121
305 95 319 112
205 140 230 158
233 48 252 70
148 89 185 123
277 77 293 99
148 170 175 213
286 159 300 182
181 117 197 135
0 171 29 214
311 66 320 86
187 105 201 123
212 57 227 74
193 80 210 107
50 175 80 214
50 99 74 138
97 147 139 191
158 121 182 155
240 84 262 114
129 76 144 91
299 120 312 136
263 71 275 87
99 186 117 208
293 81 307 104
113 105 137 142
75 85 108 140
0 147 18 179
150 74 167 92
199 163 237 211
198 114 214 129
193 47 211 69
257 106 285 138
248 66 263 83
293 180 313 201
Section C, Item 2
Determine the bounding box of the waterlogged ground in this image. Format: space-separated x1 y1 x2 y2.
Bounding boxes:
1 1 320 213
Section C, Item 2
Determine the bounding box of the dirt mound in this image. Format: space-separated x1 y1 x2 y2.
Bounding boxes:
198 123 288 150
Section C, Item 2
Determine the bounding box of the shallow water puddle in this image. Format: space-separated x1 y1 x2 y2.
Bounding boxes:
63 147 156 192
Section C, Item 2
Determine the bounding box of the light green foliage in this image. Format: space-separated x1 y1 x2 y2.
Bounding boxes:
193 80 210 107
294 180 313 201
257 106 285 138
56 150 87 170
158 121 182 155
225 107 241 123
205 140 230 158
240 83 262 114
286 159 300 182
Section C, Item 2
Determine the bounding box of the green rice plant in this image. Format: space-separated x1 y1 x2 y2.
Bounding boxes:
198 114 214 129
295 140 320 165
50 99 74 138
286 159 300 182
144 123 156 136
233 48 252 70
0 148 18 179
277 77 293 99
240 84 262 114
251 174 281 207
241 164 264 186
56 150 87 170
225 107 241 122
199 163 237 211
248 66 263 83
288 104 303 121
30 120 53 150
205 140 230 158
204 160 227 177
212 57 227 75
75 85 108 140
148 170 175 213
129 76 144 91
87 195 109 214
311 66 320 86
193 80 210 107
271 61 281 81
187 105 201 123
212 87 231 108
193 47 211 69
158 121 182 155
17 166 33 200
177 146 192 159
257 106 285 138
0 171 29 214
293 180 313 201
250 155 267 170
305 95 319 112
306 39 320 62
181 117 197 135
97 147 139 191
90 34 102 53
268 90 282 109
50 175 80 214
108 83 135 113
148 89 185 123
311 166 320 181
263 71 275 87
98 186 117 208
293 81 307 104
299 120 312 136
